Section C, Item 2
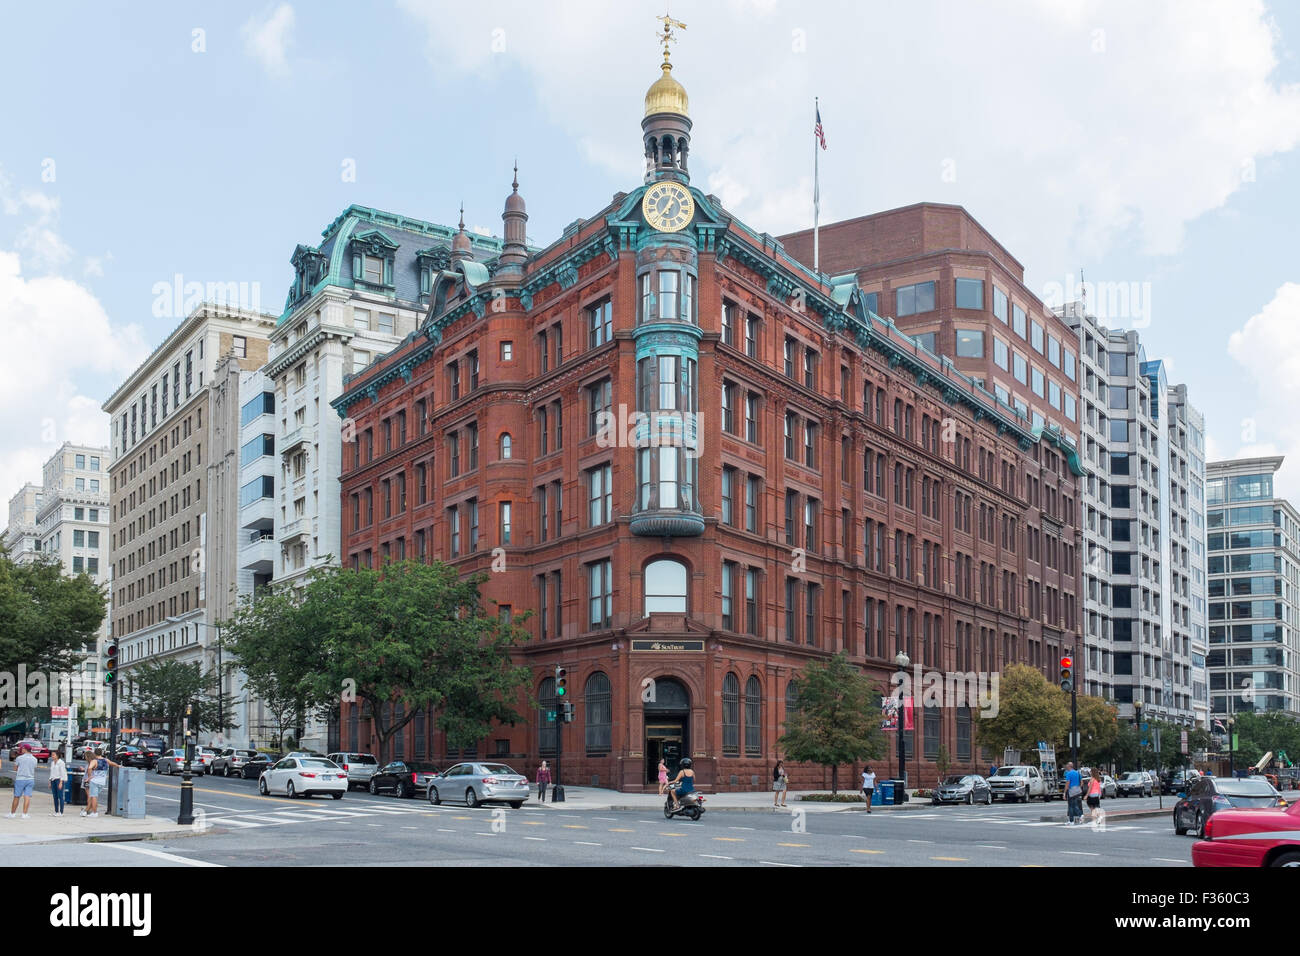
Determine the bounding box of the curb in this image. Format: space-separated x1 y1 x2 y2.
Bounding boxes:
1037 808 1171 823
12 824 212 847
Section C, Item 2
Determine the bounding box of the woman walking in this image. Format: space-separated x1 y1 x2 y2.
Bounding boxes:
772 759 788 809
657 758 669 796
49 750 68 816
1086 767 1104 827
536 760 551 803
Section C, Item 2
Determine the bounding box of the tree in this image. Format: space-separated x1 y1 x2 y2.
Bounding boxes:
227 561 532 763
778 652 884 794
0 551 105 677
975 663 1070 760
935 743 952 781
1231 711 1300 769
1070 695 1119 767
124 659 238 745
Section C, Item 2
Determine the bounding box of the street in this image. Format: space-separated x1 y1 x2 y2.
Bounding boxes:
5 766 1198 867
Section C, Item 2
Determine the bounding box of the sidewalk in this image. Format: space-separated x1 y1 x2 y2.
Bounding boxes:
0 786 200 846
531 786 927 813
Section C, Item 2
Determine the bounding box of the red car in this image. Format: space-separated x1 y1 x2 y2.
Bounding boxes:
10 739 51 763
1192 797 1300 867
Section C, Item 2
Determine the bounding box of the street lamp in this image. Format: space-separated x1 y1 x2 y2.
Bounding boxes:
894 651 910 789
1134 700 1143 778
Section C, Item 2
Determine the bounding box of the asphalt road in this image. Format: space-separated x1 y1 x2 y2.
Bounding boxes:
7 768 1198 867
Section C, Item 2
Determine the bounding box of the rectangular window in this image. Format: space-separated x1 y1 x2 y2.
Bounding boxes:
589 560 612 628
745 316 759 357
993 286 1008 323
745 392 759 443
914 332 936 353
499 501 512 545
745 476 759 533
378 313 395 335
721 467 735 526
993 337 1009 370
1031 320 1044 353
955 328 984 358
1013 305 1027 338
721 561 735 630
1032 367 1045 397
658 270 679 320
588 464 612 526
895 281 936 317
721 302 736 346
588 299 613 348
1048 335 1061 368
1014 352 1028 384
745 569 759 635
954 278 984 310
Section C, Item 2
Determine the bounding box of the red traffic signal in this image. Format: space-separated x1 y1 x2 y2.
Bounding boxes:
1060 656 1072 669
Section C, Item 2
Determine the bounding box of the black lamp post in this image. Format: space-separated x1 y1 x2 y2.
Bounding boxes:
1134 700 1143 777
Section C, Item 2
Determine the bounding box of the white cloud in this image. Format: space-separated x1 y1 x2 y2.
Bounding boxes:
396 0 1300 283
0 170 149 500
242 4 295 77
1224 282 1300 497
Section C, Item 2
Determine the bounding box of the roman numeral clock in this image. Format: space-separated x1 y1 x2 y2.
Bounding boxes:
641 181 695 232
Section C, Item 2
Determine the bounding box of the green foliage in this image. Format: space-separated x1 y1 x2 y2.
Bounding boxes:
935 743 952 780
1228 711 1300 768
0 551 106 677
1070 695 1119 765
778 652 884 795
225 561 531 763
975 663 1070 758
123 658 238 744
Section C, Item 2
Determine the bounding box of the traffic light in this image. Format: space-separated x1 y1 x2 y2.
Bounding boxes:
104 642 119 685
555 665 567 698
1059 655 1074 692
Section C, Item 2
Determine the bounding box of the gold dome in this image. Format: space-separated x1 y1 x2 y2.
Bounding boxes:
644 63 689 118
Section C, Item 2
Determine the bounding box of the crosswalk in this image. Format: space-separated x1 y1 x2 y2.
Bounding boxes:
881 811 1151 831
201 799 483 830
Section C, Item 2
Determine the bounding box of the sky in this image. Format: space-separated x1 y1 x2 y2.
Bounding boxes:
2 0 1299 505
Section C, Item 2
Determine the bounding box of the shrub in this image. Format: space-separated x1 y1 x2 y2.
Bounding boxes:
800 792 865 802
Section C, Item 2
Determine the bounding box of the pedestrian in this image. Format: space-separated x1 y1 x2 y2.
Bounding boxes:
6 743 37 819
81 748 121 818
772 759 788 809
536 760 551 803
49 750 68 816
657 758 669 796
1086 767 1104 827
1063 761 1082 826
861 764 876 812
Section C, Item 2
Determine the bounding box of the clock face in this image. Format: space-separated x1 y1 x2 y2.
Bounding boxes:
641 182 695 233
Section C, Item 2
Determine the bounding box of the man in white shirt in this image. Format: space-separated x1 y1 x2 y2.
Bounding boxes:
7 743 38 819
861 765 877 813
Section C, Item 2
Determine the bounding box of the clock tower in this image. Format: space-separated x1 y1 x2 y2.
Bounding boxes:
643 14 691 184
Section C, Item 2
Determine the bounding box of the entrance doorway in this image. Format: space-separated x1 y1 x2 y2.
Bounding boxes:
643 677 690 784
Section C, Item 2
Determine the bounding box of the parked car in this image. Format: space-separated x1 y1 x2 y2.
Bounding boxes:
257 756 347 799
369 760 441 798
129 736 166 766
988 765 1054 802
154 748 195 774
1174 775 1285 837
12 738 50 763
241 753 280 779
284 751 327 760
327 752 380 790
426 762 530 809
211 749 260 777
1115 771 1153 797
109 745 154 769
192 747 217 773
932 774 993 805
1192 797 1300 867
1164 769 1202 794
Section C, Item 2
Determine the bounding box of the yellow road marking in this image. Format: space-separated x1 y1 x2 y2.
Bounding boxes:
452 816 472 820
931 856 968 862
562 824 588 829
713 837 745 842
523 821 546 826
659 831 686 836
778 842 810 848
850 849 884 854
608 828 634 832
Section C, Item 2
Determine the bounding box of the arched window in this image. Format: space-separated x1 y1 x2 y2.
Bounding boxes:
644 559 688 614
538 677 557 756
722 673 740 756
585 672 611 754
744 676 762 756
785 680 800 718
500 433 512 459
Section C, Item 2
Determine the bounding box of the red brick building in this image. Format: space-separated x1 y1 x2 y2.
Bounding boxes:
330 50 1085 791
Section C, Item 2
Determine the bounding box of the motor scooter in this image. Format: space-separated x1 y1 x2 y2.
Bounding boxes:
664 785 705 821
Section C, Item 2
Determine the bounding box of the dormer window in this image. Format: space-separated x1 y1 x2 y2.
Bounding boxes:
351 230 398 289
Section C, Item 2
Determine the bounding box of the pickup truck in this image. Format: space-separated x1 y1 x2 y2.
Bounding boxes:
988 765 1059 802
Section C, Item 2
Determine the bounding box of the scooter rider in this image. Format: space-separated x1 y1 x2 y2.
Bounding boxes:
668 757 696 811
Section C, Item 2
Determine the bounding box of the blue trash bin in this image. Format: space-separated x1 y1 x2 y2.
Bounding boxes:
871 787 884 807
877 781 894 805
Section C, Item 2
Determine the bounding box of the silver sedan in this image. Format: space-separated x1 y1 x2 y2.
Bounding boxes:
426 762 531 809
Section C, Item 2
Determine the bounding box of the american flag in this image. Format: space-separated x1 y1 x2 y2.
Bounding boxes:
815 104 827 150
1213 718 1226 732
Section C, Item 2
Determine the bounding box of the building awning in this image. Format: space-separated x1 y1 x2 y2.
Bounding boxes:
0 721 28 735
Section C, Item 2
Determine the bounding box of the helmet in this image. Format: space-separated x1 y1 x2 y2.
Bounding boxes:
679 757 693 768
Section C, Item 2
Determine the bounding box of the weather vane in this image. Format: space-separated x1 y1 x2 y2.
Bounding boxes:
657 10 686 65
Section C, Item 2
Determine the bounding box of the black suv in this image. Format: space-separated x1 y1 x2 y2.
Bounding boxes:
128 736 167 769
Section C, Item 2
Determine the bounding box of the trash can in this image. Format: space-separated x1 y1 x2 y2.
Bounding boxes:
870 786 884 807
877 780 894 805
67 767 86 806
889 779 908 804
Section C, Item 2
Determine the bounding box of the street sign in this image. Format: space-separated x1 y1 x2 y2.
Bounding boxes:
52 706 69 718
546 710 556 722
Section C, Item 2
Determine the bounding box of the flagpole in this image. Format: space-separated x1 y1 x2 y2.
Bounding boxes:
813 97 820 274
